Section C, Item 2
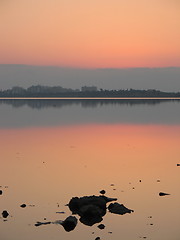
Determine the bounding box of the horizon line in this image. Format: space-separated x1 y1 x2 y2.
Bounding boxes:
0 64 180 70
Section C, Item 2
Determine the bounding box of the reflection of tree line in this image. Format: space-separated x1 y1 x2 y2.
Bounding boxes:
0 99 179 109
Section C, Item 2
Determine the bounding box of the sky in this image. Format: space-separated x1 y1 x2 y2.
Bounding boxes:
0 0 180 68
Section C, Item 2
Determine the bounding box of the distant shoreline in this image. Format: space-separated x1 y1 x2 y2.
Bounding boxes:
1 97 180 100
0 85 180 98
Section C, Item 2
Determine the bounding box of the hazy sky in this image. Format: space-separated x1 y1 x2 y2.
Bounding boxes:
0 65 180 91
0 0 180 68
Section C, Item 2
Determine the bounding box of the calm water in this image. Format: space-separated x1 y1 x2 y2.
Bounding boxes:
0 99 180 240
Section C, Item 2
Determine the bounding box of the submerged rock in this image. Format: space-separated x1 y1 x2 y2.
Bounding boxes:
159 192 170 196
2 210 9 218
108 202 134 215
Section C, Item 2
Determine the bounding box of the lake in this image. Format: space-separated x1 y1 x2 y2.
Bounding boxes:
0 99 180 240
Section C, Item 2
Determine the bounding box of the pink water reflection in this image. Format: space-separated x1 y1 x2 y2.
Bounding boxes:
0 124 180 240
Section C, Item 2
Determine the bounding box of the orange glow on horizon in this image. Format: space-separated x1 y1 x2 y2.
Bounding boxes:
0 0 179 68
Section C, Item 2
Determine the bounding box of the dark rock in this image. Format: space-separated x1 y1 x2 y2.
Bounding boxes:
35 221 51 227
159 192 170 196
108 202 134 215
20 204 27 208
95 237 100 240
79 204 104 226
61 216 78 232
68 195 116 215
68 195 117 226
97 224 105 229
100 190 106 194
0 190 2 195
177 164 180 166
2 210 9 218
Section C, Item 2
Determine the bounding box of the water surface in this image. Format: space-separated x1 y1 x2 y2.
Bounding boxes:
0 99 180 240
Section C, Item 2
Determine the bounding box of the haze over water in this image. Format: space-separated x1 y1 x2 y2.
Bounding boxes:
0 99 180 240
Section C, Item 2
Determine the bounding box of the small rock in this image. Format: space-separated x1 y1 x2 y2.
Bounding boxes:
108 202 134 215
100 190 106 195
159 192 170 196
0 190 2 195
95 237 100 240
97 224 105 229
35 221 51 227
20 204 27 208
61 216 78 232
177 164 180 166
2 210 9 218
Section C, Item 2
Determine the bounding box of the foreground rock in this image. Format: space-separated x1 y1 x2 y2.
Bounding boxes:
35 193 133 232
108 203 134 215
68 195 117 226
61 216 78 232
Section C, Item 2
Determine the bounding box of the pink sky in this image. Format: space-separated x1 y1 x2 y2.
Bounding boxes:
0 0 180 68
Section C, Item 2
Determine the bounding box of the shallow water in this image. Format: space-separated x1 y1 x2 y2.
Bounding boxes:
0 99 180 240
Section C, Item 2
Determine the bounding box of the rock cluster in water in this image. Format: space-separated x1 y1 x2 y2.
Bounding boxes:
35 194 134 232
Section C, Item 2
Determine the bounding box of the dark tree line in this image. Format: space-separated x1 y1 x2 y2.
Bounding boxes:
0 85 180 98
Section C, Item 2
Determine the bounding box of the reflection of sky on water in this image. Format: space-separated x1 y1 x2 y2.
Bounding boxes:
0 99 180 128
1 123 180 240
0 99 180 240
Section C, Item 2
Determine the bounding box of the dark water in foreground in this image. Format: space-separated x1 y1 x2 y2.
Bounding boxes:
0 99 180 240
